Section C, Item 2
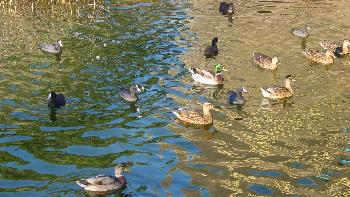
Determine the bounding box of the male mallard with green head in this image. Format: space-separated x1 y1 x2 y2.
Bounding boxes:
173 103 215 125
260 75 293 99
303 49 336 65
252 53 279 70
188 64 227 85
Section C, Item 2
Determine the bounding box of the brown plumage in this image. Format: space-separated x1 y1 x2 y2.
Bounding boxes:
260 75 293 99
172 103 214 125
319 40 350 54
303 49 335 65
252 53 279 70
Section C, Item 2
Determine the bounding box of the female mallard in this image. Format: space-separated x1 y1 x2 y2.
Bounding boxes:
303 49 336 65
76 166 127 192
260 75 293 99
188 64 227 85
319 39 350 54
204 37 220 59
172 103 215 125
228 86 247 105
252 53 279 70
39 41 63 54
291 25 310 38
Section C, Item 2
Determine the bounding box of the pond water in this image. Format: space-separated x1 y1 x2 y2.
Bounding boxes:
0 0 349 196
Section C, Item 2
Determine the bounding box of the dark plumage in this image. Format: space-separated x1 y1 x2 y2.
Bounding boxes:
120 85 143 102
334 46 344 58
204 37 219 59
47 92 66 108
39 41 62 54
227 87 247 105
219 2 235 15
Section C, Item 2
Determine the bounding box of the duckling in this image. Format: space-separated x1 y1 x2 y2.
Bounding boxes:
47 92 66 108
291 25 310 38
319 39 350 54
39 41 63 54
260 75 293 99
303 49 336 65
228 86 247 105
204 37 219 59
252 53 279 70
188 64 227 85
119 85 144 102
76 166 127 192
172 103 215 125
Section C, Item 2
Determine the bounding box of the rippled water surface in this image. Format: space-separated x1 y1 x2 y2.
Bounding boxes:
1 0 350 196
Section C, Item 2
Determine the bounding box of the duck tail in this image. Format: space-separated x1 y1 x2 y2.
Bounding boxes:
260 87 270 98
76 180 89 188
188 67 196 75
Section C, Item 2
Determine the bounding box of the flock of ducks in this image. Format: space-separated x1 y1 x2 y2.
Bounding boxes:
37 1 349 194
171 2 350 130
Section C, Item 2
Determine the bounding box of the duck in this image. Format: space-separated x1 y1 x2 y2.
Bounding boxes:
204 37 219 59
291 25 310 38
47 92 66 108
172 103 215 125
303 49 336 65
219 2 235 15
119 85 144 102
227 86 247 105
39 41 63 54
260 75 293 99
76 166 127 192
188 64 227 85
319 39 350 55
252 53 279 70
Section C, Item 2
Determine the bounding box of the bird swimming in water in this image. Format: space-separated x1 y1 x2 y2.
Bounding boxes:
47 92 66 108
39 41 63 54
76 166 127 192
204 37 220 59
260 75 294 99
227 86 247 105
173 103 215 126
119 85 144 102
291 25 310 38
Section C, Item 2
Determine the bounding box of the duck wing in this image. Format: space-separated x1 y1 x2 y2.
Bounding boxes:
204 46 218 58
80 175 118 186
319 41 339 51
193 67 215 78
253 53 271 66
39 43 61 53
56 94 66 107
173 108 205 123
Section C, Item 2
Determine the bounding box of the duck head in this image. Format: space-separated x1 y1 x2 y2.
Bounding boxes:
272 56 279 65
239 86 248 93
214 64 227 73
211 37 220 46
57 40 63 47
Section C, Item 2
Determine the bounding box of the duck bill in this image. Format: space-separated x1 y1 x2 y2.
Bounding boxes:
221 68 228 71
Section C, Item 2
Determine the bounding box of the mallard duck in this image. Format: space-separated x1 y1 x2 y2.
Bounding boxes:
120 85 144 102
204 37 219 59
252 53 279 70
219 2 235 15
319 39 350 54
291 25 310 38
303 49 336 65
228 86 247 105
39 41 63 54
76 166 127 192
47 92 66 108
260 75 293 99
188 64 227 85
172 103 214 125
